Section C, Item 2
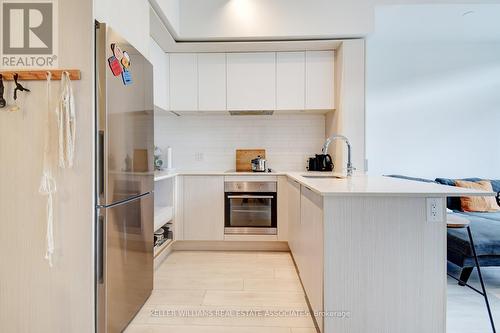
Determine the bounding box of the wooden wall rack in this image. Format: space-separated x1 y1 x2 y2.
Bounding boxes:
0 70 81 81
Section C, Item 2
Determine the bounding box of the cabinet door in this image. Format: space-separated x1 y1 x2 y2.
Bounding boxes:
287 178 301 260
149 37 169 111
183 176 224 240
305 50 334 110
170 53 198 111
226 52 276 110
276 52 305 110
300 185 324 332
198 53 226 111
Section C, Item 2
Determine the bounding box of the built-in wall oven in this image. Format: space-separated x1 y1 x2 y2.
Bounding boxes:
224 181 277 235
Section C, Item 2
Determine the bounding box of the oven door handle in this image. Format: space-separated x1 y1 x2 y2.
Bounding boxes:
227 195 274 199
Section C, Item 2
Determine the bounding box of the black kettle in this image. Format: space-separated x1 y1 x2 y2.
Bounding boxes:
307 154 333 172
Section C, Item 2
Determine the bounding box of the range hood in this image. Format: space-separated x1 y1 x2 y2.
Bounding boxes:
228 110 274 116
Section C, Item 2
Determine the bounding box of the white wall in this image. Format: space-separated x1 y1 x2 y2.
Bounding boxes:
366 5 500 179
0 0 95 332
326 40 366 174
155 114 326 171
94 0 150 57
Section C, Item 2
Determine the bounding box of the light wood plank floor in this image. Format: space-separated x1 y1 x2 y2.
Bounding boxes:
126 251 317 333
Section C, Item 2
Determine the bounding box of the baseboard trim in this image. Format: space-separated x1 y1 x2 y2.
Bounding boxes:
154 240 290 271
173 240 290 252
224 234 278 242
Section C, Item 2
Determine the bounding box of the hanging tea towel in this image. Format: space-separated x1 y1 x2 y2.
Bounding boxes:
39 72 57 267
57 71 76 168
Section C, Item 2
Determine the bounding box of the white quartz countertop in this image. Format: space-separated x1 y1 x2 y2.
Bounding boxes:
154 170 286 181
155 170 493 197
286 172 494 197
154 170 179 181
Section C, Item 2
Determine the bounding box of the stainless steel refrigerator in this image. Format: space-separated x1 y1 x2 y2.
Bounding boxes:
95 22 154 333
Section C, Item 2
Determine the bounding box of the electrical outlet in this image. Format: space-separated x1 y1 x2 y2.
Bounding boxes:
195 152 204 162
426 198 444 223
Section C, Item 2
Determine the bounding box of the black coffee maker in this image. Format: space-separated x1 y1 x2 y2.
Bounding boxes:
307 154 333 171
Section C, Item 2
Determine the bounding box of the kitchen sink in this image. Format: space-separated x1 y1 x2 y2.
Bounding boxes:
301 174 344 179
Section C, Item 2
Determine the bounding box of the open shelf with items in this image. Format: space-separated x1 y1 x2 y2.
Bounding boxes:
154 237 173 257
153 220 174 264
153 173 177 264
154 205 173 231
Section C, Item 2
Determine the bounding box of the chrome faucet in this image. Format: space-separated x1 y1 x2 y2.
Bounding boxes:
322 134 355 177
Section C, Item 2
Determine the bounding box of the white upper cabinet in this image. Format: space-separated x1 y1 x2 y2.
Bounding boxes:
226 52 276 110
198 53 226 111
166 50 335 112
276 52 305 110
149 37 169 111
305 51 335 110
170 53 198 111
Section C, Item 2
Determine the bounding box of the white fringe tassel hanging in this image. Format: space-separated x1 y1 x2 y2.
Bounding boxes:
57 71 76 168
39 72 57 267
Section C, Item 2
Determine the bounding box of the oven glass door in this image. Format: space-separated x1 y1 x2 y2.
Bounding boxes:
225 192 277 234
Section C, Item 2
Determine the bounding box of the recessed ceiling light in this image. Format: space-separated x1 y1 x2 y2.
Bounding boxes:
462 10 475 17
227 0 256 23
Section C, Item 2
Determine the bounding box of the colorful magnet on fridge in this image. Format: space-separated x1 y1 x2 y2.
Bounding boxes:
122 69 133 85
121 51 131 68
108 56 123 76
111 43 124 61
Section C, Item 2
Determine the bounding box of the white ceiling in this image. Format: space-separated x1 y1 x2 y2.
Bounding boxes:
153 0 373 41
150 10 343 53
152 0 500 42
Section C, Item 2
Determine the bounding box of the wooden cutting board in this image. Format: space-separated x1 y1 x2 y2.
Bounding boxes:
236 149 266 172
133 149 149 172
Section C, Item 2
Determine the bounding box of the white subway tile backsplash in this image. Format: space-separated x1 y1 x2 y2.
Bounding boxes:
154 114 325 171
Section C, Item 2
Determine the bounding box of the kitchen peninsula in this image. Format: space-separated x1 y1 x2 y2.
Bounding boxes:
154 170 491 333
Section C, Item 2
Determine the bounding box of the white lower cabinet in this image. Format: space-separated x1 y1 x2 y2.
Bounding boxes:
288 181 324 332
287 178 301 261
300 186 324 332
182 176 224 240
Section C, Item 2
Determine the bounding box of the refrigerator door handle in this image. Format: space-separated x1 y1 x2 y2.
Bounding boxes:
98 130 105 197
96 214 104 284
96 209 106 333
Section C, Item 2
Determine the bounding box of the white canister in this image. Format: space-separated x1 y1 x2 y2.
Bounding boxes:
167 147 173 170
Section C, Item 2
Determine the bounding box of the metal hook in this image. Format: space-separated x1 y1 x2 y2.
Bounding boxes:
0 74 5 108
13 73 31 100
